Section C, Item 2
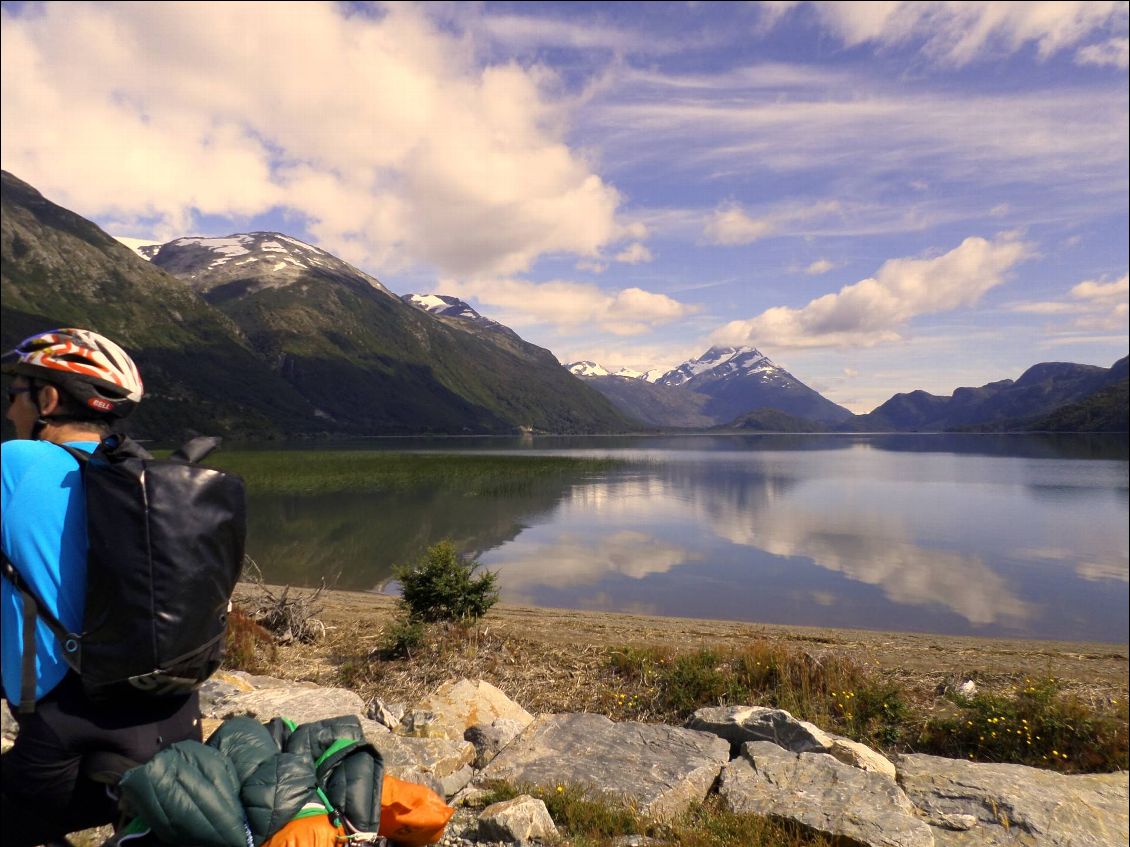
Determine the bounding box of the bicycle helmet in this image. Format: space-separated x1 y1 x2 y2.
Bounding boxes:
1 328 143 419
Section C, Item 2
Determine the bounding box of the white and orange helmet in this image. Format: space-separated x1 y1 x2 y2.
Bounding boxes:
1 328 143 418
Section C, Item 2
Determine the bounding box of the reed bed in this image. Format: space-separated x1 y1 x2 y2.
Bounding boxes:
208 449 625 495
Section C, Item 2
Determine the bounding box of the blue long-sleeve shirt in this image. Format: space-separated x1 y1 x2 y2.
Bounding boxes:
1 439 96 703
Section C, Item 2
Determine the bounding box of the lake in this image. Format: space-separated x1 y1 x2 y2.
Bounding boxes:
237 433 1129 644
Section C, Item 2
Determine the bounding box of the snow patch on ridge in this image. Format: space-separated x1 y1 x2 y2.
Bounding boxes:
113 236 160 259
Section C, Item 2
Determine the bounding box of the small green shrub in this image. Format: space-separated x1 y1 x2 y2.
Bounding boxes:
382 617 429 659
665 797 834 847
918 676 1130 773
395 540 499 623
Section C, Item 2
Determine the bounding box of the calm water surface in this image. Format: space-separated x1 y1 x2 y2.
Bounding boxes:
245 434 1128 644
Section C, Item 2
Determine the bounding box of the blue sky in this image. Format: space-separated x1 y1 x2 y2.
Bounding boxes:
2 1 1127 411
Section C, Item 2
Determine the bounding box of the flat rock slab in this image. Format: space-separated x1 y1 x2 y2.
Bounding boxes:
687 705 833 755
828 734 897 779
209 685 364 723
720 741 933 847
204 683 388 743
477 713 730 820
466 718 525 768
895 753 1129 847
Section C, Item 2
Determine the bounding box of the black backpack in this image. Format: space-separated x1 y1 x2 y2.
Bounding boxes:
1 434 246 712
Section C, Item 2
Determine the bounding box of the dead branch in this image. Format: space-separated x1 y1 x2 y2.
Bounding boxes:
237 555 328 644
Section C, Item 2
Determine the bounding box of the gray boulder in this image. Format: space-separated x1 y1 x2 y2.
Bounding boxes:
895 753 1129 846
478 795 559 844
372 733 477 798
477 713 729 819
827 734 897 779
465 718 525 768
400 678 534 742
203 678 388 741
719 741 933 847
399 708 448 738
687 705 833 755
368 698 406 730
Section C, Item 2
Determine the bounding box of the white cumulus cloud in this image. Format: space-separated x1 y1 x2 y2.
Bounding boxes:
441 276 697 337
1070 273 1129 304
1011 272 1129 332
805 259 836 275
704 200 841 246
614 242 654 264
713 234 1034 349
704 202 776 245
0 2 626 277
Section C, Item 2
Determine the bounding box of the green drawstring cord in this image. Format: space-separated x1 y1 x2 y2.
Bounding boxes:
316 785 342 827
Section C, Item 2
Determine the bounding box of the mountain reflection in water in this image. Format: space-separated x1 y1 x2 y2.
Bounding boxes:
244 434 1128 643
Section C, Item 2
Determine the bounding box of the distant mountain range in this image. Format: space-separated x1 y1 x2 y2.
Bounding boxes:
566 346 853 428
2 169 1124 438
850 357 1128 433
568 346 1127 432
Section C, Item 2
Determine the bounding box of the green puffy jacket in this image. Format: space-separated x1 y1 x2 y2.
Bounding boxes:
117 714 384 846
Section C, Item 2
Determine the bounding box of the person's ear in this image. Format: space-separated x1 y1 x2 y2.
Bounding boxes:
37 383 61 415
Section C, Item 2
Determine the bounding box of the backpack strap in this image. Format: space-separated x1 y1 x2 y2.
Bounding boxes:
0 552 83 712
57 442 94 465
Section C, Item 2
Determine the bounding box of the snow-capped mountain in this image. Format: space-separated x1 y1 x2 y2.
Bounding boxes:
662 345 852 423
566 361 611 377
656 346 780 387
564 361 649 380
565 344 853 426
613 367 646 379
113 236 161 259
401 293 512 334
144 232 392 296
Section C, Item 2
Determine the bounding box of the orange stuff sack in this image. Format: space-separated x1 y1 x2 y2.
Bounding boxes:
378 774 455 846
260 813 346 847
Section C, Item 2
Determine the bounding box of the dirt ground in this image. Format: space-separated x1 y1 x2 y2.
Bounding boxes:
235 584 1129 714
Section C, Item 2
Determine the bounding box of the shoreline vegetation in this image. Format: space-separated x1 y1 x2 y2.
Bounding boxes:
229 583 1129 778
207 435 1128 493
209 449 628 494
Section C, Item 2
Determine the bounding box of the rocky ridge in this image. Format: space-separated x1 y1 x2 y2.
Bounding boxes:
8 674 1123 846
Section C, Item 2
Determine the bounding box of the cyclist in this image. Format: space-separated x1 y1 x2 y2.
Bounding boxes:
1 328 202 846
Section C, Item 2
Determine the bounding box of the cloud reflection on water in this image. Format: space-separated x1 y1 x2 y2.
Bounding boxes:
493 466 1041 628
490 528 702 606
